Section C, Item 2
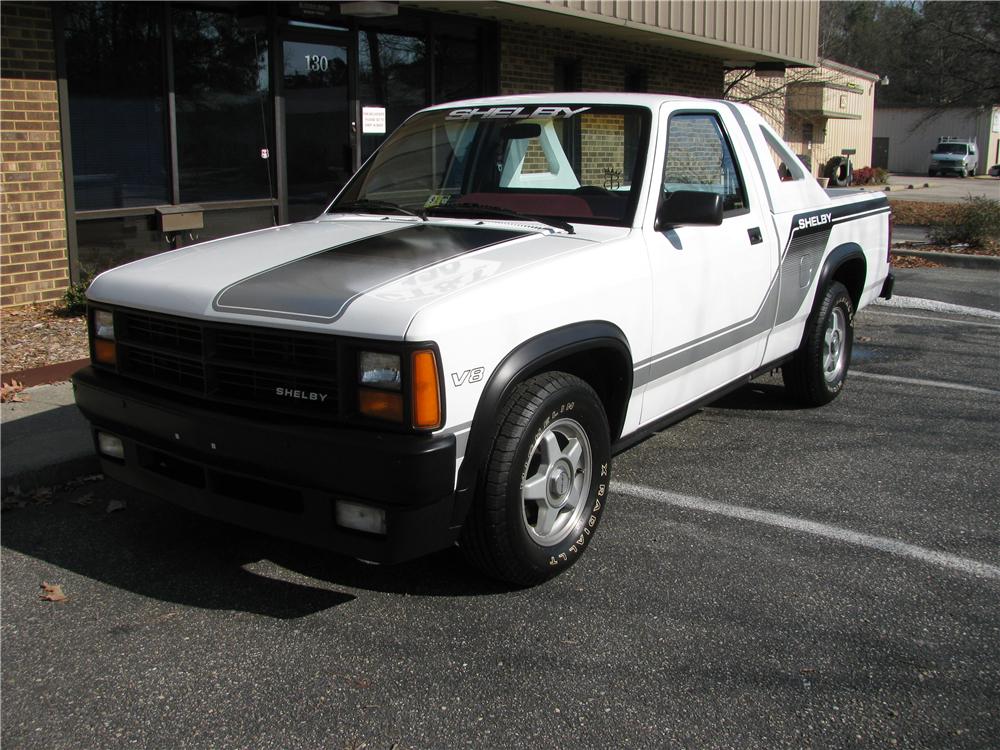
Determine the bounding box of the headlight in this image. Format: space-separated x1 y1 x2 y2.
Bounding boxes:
358 351 403 422
356 349 442 429
358 351 401 390
94 309 115 340
91 308 117 366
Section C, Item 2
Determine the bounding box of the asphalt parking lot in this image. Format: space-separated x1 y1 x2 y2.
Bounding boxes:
3 291 999 748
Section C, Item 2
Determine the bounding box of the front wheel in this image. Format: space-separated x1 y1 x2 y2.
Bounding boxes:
460 372 611 586
783 281 855 406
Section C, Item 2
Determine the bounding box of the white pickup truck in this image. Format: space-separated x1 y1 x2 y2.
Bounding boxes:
74 93 893 585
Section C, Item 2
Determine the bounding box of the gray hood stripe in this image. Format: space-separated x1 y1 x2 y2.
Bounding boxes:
213 224 532 323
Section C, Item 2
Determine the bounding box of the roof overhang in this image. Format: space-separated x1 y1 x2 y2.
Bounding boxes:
795 111 863 121
404 0 817 68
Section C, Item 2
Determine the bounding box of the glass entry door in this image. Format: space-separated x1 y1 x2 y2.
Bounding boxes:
282 39 352 222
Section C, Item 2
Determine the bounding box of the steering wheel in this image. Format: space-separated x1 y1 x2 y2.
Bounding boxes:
574 185 613 196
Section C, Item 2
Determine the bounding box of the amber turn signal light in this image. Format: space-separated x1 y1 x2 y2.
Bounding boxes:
93 338 117 366
359 388 404 422
411 349 441 430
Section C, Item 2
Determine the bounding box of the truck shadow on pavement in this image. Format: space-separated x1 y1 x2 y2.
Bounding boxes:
711 382 808 412
1 480 512 620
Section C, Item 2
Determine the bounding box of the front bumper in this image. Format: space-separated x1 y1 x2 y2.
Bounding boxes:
930 162 967 174
72 367 459 563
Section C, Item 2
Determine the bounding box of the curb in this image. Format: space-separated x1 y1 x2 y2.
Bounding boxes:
1 358 88 388
1 455 100 498
891 248 1000 270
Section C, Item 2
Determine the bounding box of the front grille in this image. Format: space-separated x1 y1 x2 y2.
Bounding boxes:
114 309 341 419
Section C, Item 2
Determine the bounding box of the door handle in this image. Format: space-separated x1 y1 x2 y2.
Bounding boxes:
748 227 763 245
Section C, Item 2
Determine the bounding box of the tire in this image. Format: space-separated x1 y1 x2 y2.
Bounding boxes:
782 281 855 406
460 372 611 586
826 157 851 187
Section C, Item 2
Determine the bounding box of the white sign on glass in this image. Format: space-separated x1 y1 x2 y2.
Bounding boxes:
362 106 387 135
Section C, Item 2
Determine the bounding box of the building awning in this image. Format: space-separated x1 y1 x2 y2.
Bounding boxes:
405 0 818 67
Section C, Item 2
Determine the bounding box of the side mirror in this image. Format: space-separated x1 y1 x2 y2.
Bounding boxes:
656 190 724 230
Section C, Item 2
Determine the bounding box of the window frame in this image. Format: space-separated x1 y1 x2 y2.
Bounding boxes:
332 104 653 228
659 109 751 220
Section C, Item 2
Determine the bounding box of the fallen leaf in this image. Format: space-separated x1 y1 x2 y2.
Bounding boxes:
106 499 126 513
1 380 27 403
71 492 94 506
63 474 104 490
39 582 67 603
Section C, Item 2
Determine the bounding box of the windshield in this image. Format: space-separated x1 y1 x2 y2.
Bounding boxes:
331 104 651 226
933 143 968 155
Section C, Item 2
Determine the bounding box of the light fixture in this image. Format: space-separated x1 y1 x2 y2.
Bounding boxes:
339 1 398 17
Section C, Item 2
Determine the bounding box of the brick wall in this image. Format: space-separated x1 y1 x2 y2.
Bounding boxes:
1 1 69 309
500 22 723 97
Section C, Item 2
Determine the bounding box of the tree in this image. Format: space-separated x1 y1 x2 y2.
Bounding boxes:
819 0 1000 109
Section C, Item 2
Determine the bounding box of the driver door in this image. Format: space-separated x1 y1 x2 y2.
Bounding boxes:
640 108 777 424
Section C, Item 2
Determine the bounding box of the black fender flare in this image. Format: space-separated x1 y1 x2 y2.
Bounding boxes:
815 242 866 309
450 321 632 522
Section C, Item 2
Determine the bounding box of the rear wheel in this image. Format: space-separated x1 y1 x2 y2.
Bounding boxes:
460 372 611 586
783 281 855 406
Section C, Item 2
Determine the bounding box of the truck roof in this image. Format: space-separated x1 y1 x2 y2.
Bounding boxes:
425 91 731 111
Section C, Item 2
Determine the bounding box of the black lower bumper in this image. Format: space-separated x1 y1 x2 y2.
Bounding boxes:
72 367 460 563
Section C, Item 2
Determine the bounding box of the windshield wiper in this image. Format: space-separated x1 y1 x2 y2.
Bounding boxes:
330 200 425 219
422 203 574 234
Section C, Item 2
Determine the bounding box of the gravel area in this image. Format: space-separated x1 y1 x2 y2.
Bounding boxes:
1 304 88 375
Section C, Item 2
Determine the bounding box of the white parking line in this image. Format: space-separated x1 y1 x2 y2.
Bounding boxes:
851 370 1000 396
614 481 1000 581
866 309 1000 329
873 296 1000 321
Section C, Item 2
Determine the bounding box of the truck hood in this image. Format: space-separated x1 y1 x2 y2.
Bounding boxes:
87 216 616 339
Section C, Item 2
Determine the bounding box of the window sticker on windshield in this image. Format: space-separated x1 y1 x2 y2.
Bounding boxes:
424 194 452 208
446 106 590 121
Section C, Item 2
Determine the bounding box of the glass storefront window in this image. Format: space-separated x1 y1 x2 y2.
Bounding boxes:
435 35 480 104
76 215 167 275
359 32 428 160
173 9 274 204
64 2 169 210
174 206 277 247
77 206 278 274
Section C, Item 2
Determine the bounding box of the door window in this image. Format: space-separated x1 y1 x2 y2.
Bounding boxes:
662 113 747 213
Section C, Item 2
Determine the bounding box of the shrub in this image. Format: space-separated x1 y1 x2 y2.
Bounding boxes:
849 165 887 186
928 196 1000 248
60 270 93 315
851 166 874 185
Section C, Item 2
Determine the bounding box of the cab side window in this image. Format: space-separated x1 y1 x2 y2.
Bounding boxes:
662 113 747 213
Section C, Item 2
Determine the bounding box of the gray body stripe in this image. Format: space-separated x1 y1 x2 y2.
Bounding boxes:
632 270 780 388
632 202 889 390
214 224 531 323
